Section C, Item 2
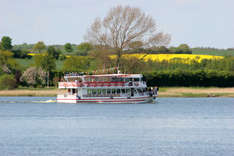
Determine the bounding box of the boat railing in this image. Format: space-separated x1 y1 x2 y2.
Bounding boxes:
83 94 122 97
58 82 83 88
84 81 126 87
58 81 146 88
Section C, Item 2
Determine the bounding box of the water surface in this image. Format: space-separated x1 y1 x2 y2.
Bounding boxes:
0 97 234 156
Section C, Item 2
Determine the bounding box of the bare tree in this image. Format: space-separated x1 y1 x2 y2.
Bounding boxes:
85 5 171 66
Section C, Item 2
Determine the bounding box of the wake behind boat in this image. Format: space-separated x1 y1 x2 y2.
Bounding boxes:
57 73 157 104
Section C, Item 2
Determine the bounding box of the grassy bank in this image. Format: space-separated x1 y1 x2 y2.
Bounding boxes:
0 88 66 97
0 87 234 97
158 87 234 97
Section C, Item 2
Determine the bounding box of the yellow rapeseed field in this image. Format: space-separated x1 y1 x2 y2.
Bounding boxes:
111 54 224 64
28 53 71 58
28 53 39 56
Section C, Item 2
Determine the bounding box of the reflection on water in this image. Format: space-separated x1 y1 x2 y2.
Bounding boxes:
0 97 234 156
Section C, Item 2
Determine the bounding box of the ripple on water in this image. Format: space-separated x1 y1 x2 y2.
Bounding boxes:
0 97 234 156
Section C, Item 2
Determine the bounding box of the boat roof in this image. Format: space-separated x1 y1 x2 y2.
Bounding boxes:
64 74 143 78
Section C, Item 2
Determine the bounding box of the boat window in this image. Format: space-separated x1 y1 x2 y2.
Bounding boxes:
107 89 111 94
97 89 101 95
112 89 116 94
125 78 130 82
106 77 111 82
101 77 104 82
134 89 137 94
92 89 97 95
94 77 99 82
106 77 110 82
121 89 126 94
134 78 140 81
73 89 77 94
126 89 131 94
99 77 103 82
117 89 120 94
137 88 143 94
87 89 91 95
102 89 106 95
115 77 123 82
111 77 119 82
91 77 95 82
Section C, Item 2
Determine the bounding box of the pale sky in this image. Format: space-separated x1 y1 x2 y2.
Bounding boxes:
0 0 233 48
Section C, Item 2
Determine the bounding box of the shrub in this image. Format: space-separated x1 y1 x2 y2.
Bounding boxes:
144 70 234 87
20 67 47 87
0 74 17 90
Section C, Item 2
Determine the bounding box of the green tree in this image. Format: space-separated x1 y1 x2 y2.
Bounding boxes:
0 50 19 74
64 43 73 53
77 42 93 56
47 46 60 59
176 44 192 53
0 36 13 50
63 56 90 72
120 56 146 74
151 46 169 53
33 41 46 53
0 50 13 65
0 74 17 90
35 52 56 87
169 47 177 53
88 48 114 70
12 43 32 58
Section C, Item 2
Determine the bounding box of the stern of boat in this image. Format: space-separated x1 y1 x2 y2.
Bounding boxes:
57 94 78 103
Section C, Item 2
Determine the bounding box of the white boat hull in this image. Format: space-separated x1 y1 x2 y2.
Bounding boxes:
57 96 156 104
57 73 158 104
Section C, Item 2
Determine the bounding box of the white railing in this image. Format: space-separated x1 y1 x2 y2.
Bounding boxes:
58 81 147 88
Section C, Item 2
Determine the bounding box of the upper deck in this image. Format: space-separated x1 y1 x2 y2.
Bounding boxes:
59 73 146 89
64 73 143 79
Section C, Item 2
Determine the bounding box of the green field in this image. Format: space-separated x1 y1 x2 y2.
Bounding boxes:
15 58 34 69
15 58 64 70
192 49 234 56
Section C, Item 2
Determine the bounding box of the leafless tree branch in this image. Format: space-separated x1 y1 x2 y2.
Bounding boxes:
85 5 171 65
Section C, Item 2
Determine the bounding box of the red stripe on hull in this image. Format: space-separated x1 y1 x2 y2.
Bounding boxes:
57 97 154 103
76 99 145 103
57 96 149 101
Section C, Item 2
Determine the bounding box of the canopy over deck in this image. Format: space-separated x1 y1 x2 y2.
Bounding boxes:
64 73 143 79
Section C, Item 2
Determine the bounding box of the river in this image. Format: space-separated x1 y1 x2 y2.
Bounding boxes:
0 97 234 156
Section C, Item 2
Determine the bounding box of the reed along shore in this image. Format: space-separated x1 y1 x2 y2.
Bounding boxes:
158 87 234 97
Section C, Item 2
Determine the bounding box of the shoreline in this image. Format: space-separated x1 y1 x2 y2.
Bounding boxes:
0 87 233 97
158 87 234 97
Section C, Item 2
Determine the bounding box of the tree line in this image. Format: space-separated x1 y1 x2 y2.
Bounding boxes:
0 5 234 89
1 36 234 89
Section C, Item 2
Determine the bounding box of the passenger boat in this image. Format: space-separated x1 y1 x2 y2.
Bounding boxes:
57 73 157 104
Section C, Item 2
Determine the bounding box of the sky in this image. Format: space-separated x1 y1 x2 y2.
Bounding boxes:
0 0 233 48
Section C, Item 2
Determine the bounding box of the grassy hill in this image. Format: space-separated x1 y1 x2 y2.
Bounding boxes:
192 48 234 56
15 58 64 71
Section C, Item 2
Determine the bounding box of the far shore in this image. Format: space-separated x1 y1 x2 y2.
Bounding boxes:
158 87 234 97
0 87 234 97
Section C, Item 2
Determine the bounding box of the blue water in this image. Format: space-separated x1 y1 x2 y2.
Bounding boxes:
0 97 234 156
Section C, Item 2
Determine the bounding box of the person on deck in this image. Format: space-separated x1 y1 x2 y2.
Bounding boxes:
154 86 159 96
